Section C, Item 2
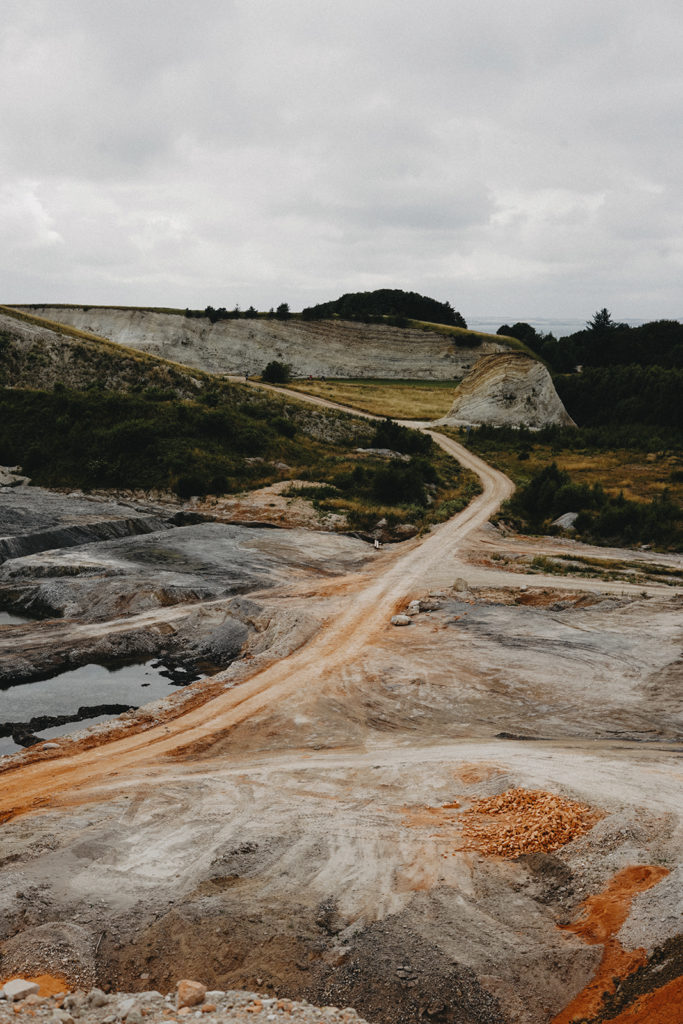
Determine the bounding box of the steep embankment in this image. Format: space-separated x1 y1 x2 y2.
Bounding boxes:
436 352 575 428
0 306 204 398
19 306 509 379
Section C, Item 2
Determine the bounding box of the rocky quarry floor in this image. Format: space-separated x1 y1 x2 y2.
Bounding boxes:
0 439 681 1024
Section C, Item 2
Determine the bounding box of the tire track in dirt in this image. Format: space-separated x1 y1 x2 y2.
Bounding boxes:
0 422 513 819
0 392 678 821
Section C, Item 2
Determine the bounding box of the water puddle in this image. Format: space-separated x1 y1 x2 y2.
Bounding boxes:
0 610 33 627
0 658 204 756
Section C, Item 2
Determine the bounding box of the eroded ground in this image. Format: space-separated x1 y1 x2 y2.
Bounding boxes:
0 443 681 1024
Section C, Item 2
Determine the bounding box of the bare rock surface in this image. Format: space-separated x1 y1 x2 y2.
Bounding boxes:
435 353 575 428
21 307 508 380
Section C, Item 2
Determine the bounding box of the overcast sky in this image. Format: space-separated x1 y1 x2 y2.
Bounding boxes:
1 0 681 319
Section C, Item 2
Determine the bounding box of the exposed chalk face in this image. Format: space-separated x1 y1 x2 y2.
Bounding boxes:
18 306 509 381
435 353 576 429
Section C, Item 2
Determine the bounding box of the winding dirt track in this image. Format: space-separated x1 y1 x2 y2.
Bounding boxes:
0 394 678 820
0 425 513 818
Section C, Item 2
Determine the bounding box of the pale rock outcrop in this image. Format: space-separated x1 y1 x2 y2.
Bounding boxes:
434 353 575 429
21 306 508 380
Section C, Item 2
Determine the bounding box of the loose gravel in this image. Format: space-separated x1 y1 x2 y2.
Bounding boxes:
0 982 370 1024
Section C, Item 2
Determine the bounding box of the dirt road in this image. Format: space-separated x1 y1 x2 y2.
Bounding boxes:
0 426 515 816
1 395 680 821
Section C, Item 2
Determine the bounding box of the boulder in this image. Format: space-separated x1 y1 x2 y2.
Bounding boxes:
3 979 40 1002
552 512 579 530
176 980 206 1008
391 614 412 626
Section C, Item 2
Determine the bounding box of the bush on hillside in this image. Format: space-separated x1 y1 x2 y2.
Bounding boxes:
262 360 291 384
503 462 681 549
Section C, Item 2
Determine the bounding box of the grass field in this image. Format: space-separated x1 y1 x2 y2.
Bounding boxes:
283 378 459 420
280 380 683 505
439 427 683 507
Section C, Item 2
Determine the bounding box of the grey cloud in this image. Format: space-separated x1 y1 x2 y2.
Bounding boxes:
0 0 681 317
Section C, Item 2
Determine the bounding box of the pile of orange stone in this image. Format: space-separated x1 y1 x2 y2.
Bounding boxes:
460 787 602 857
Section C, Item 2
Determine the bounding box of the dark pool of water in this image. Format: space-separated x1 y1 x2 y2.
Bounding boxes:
0 610 33 626
0 658 204 756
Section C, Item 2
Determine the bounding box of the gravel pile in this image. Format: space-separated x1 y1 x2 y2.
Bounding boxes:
0 980 370 1024
460 787 602 857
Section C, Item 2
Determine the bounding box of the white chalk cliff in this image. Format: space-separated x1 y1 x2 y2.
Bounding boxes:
434 353 575 429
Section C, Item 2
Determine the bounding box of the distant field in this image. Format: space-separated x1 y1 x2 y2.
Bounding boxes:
440 427 683 506
283 378 459 420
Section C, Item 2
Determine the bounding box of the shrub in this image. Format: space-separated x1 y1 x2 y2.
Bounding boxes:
262 360 291 384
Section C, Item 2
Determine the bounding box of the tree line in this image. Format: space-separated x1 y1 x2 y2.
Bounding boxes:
497 312 683 434
185 303 291 323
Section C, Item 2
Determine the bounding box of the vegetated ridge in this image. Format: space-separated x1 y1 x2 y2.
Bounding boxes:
0 308 477 538
300 287 467 326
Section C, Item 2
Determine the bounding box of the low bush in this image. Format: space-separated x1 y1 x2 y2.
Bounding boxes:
262 360 291 384
503 463 681 550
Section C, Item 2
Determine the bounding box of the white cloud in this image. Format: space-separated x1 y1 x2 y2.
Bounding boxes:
0 0 681 318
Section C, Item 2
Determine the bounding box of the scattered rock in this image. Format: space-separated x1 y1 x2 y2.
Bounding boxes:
51 1010 74 1024
86 989 108 1008
453 577 469 592
390 614 412 626
2 980 39 1002
176 980 206 1009
552 512 579 530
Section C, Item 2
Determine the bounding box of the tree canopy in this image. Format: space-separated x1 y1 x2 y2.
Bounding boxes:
301 289 467 328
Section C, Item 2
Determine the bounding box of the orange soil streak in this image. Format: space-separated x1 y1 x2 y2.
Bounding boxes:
453 762 505 784
603 976 683 1024
552 865 670 1024
1 974 70 997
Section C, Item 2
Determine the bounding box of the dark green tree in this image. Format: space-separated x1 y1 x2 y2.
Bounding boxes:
262 360 291 383
587 308 617 334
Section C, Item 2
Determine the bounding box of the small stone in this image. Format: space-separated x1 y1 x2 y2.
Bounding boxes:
42 742 60 750
176 981 206 1009
200 1005 216 1014
51 1011 74 1024
87 988 109 1008
116 997 137 1017
390 614 412 626
3 981 40 1002
125 1011 143 1024
453 577 469 592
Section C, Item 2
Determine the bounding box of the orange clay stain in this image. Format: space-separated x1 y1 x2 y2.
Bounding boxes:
453 762 505 785
552 865 670 1024
1 974 70 997
601 976 683 1024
